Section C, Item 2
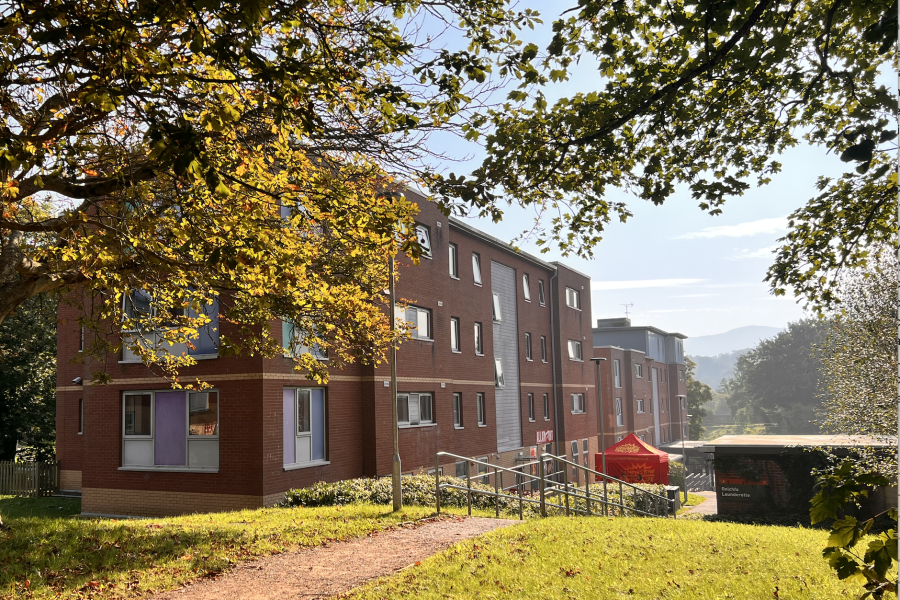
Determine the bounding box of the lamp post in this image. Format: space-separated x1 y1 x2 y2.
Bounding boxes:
677 394 688 503
381 191 404 512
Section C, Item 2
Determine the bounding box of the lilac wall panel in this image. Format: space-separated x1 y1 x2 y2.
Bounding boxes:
155 392 186 466
283 389 295 465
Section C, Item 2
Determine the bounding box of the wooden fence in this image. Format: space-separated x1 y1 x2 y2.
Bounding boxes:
0 461 59 498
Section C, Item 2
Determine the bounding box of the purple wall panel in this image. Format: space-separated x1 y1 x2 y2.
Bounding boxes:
155 392 186 466
283 389 295 465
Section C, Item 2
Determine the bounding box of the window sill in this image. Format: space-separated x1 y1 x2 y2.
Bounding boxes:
411 337 434 343
571 411 585 415
474 282 482 287
454 425 464 430
544 418 551 422
478 423 487 428
451 349 461 354
539 303 546 307
526 358 533 362
475 352 484 357
528 419 535 423
541 360 548 364
119 353 218 364
283 460 330 471
399 423 437 429
450 275 460 280
568 358 583 362
524 299 531 303
119 466 218 473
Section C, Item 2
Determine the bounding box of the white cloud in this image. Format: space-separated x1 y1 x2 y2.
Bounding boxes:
591 278 706 290
642 309 688 314
672 293 718 298
676 217 786 240
729 245 778 260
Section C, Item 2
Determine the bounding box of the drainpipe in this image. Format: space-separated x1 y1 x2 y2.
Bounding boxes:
549 269 559 458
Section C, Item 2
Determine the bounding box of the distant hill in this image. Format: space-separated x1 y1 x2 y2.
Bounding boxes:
689 349 748 390
686 325 783 356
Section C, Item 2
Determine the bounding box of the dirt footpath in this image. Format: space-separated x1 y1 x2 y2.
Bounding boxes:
149 516 515 600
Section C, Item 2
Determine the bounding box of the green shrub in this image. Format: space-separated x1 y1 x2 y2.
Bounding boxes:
281 475 673 518
669 460 685 489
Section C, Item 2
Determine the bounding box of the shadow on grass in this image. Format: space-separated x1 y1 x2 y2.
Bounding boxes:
0 498 430 600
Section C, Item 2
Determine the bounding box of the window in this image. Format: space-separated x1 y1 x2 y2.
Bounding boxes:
121 293 219 362
543 393 550 420
477 392 486 426
679 370 685 382
523 273 531 301
567 340 582 361
397 392 434 426
634 363 643 378
494 358 505 388
478 457 489 484
617 435 624 442
540 336 547 362
662 398 669 413
453 393 463 428
78 399 83 434
571 440 580 483
474 322 484 355
583 439 589 468
455 460 467 477
450 317 460 352
528 393 535 421
284 387 326 467
472 253 482 285
416 224 432 258
639 434 646 442
122 390 219 470
613 359 621 387
525 332 532 360
491 293 502 322
681 397 687 410
282 320 327 359
400 306 432 340
79 326 84 352
449 243 459 278
684 425 689 439
615 398 623 426
571 393 585 414
565 286 581 309
636 398 645 413
538 280 546 306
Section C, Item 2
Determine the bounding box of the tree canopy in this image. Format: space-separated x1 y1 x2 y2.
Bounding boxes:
720 319 826 434
0 0 536 382
431 0 897 309
684 357 710 439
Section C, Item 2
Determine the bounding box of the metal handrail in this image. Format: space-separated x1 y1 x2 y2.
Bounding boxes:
434 451 675 520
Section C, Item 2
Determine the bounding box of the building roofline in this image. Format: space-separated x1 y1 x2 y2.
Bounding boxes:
550 261 592 281
593 325 688 339
448 217 557 272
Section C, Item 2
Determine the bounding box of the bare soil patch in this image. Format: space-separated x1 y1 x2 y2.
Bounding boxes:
148 515 515 600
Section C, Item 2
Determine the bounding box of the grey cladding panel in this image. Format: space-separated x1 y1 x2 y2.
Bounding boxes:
491 261 522 452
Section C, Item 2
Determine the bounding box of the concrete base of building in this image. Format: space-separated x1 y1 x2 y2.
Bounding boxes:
60 469 82 491
81 488 285 518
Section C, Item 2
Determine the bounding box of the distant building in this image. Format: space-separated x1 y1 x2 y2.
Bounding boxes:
592 318 689 447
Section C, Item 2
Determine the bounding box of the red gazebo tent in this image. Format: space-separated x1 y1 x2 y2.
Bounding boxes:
595 433 669 484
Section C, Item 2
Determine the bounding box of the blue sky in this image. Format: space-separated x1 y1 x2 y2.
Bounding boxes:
416 3 850 339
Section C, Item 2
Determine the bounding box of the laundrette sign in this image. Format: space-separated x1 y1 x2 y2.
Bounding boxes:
717 478 769 502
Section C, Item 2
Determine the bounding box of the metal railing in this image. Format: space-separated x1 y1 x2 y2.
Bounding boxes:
434 452 674 520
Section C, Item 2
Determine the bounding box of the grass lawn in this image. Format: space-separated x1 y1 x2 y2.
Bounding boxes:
0 495 477 600
347 516 856 600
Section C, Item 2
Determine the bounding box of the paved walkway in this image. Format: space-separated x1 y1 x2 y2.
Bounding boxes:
684 491 717 515
149 516 516 600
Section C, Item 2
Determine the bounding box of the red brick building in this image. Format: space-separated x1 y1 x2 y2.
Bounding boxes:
56 192 605 517
592 318 689 448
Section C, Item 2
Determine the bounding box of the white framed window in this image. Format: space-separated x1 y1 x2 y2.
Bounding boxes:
684 425 689 438
474 322 483 355
284 387 326 467
472 253 482 285
681 396 687 410
491 293 502 322
583 439 589 468
634 363 643 378
282 320 328 359
615 397 623 426
679 370 685 382
543 393 550 420
122 390 219 470
662 398 669 413
523 273 531 301
416 224 432 258
525 332 532 361
565 287 581 309
121 292 219 362
478 457 489 484
639 434 646 442
567 340 582 361
636 398 645 413
450 317 460 352
528 393 535 421
449 242 459 278
538 280 546 306
617 435 624 442
494 358 505 388
397 392 434 427
455 461 467 477
570 393 584 414
477 392 486 426
79 325 84 352
78 399 83 434
540 336 547 362
400 306 432 340
453 392 463 428
614 359 621 387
